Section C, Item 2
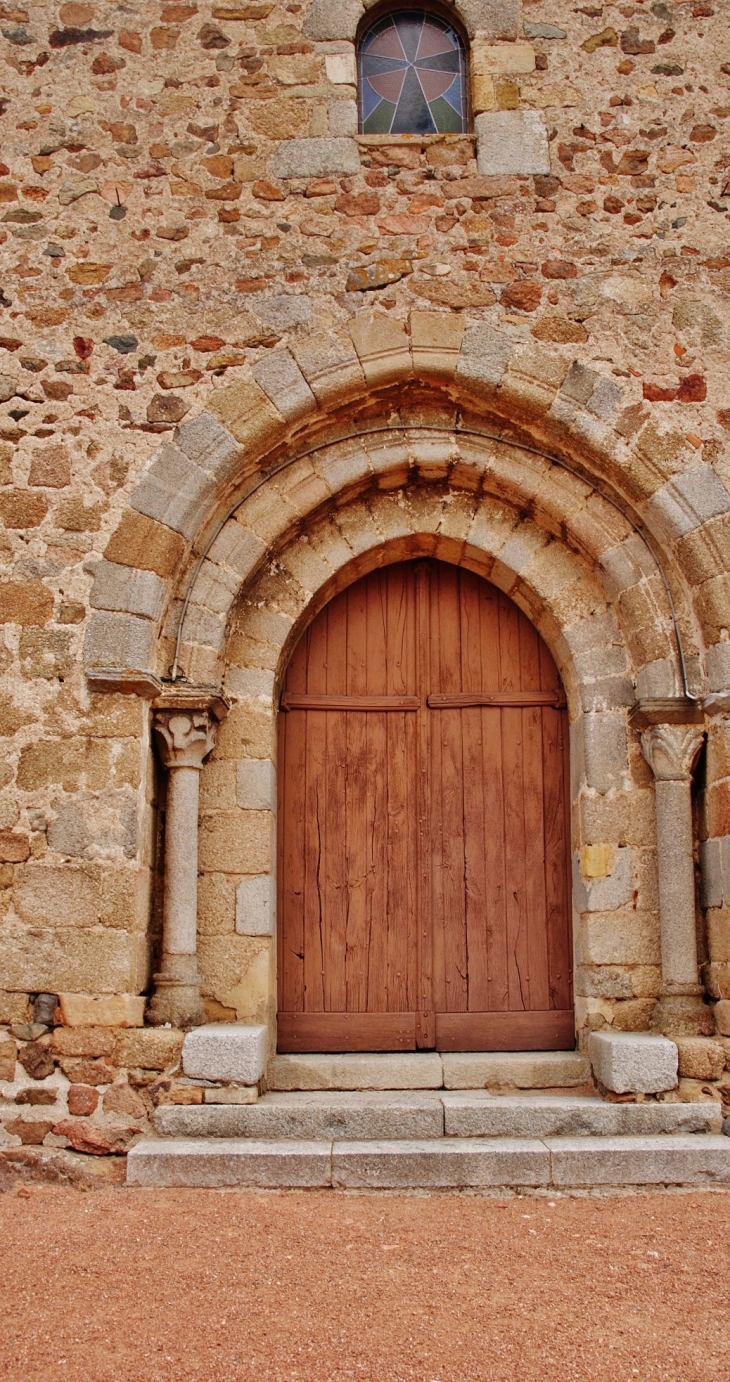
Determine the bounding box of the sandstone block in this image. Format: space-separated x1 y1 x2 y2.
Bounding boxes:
51 1026 115 1057
292 334 365 406
302 0 363 40
329 99 358 137
83 611 155 672
88 560 166 621
573 847 634 913
588 1031 678 1093
476 110 551 176
129 441 214 541
675 1037 726 1080
715 999 730 1036
701 836 730 909
174 413 240 488
183 1024 268 1084
456 321 513 395
57 993 146 1028
235 874 275 936
410 311 465 379
208 377 285 450
472 39 535 75
236 759 276 811
349 315 411 386
104 509 186 579
0 1033 17 1081
251 350 316 423
324 50 356 85
271 138 360 180
441 1051 589 1089
582 712 628 792
0 926 141 995
646 465 730 543
113 1028 183 1071
203 1086 258 1105
458 0 520 38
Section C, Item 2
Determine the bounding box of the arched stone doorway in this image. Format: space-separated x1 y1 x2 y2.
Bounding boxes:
277 556 572 1053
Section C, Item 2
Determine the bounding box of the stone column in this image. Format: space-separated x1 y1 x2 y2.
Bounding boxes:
640 720 709 1034
147 698 222 1028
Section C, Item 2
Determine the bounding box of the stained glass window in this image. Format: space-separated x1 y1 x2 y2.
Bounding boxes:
358 10 468 136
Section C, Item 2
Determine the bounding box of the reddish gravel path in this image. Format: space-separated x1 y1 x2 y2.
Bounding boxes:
1 1186 728 1382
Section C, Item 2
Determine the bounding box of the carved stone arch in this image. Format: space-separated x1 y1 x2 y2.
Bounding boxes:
86 311 723 705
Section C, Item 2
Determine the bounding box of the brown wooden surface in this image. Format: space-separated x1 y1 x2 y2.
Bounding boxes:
277 560 573 1053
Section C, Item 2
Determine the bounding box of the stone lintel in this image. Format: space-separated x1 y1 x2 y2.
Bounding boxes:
86 667 163 698
153 682 231 722
629 696 705 731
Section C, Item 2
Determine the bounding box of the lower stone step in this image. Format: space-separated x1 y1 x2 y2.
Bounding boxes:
127 1134 730 1190
153 1091 722 1142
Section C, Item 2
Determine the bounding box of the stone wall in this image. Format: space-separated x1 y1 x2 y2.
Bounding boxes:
2 0 730 1154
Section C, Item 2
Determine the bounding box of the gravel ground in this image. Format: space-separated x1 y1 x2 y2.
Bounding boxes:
1 1184 728 1382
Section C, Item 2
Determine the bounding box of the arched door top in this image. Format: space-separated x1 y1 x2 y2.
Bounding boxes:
277 558 572 1053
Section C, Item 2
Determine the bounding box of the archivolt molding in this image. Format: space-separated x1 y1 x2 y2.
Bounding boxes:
87 309 729 697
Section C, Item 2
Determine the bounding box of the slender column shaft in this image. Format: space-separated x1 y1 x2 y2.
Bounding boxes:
163 765 202 959
147 708 217 1028
641 723 705 997
653 776 699 988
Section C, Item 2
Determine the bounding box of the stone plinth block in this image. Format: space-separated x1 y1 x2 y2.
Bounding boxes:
182 1023 268 1085
476 110 550 176
588 1031 678 1093
271 137 360 180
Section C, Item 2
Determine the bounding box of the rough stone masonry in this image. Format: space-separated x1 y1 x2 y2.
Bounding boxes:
1 0 730 1164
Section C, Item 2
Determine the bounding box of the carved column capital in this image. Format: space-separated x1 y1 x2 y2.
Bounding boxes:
153 709 217 771
640 723 705 782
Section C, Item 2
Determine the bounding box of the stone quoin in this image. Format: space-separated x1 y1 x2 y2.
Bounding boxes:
0 0 730 1181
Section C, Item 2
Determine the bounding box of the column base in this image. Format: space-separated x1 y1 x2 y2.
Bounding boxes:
651 990 715 1038
146 955 206 1029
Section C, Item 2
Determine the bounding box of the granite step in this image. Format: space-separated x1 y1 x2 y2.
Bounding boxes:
127 1134 730 1190
266 1050 591 1091
153 1091 722 1142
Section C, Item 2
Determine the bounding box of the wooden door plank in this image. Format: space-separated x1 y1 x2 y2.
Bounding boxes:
385 565 418 1015
366 571 389 1012
282 693 420 711
519 616 551 1013
278 704 306 1014
344 577 369 1015
543 704 573 1012
478 587 510 1013
435 1008 575 1051
415 562 434 1047
434 564 468 1016
460 571 490 1012
322 590 349 1013
277 1011 417 1053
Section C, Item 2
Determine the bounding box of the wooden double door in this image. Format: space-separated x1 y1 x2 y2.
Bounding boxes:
277 559 573 1052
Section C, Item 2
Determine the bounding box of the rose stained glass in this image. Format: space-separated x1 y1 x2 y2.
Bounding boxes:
358 11 468 136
